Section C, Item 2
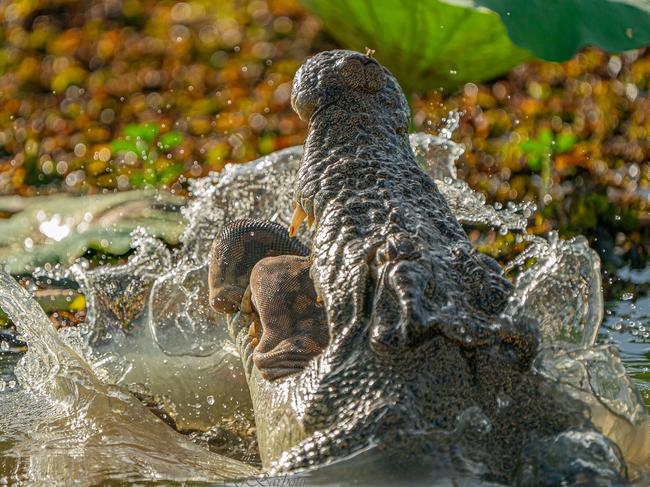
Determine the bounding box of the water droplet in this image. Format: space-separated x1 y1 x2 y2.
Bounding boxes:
497 392 511 409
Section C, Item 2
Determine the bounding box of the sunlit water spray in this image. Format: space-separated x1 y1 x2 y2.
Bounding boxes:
0 130 648 485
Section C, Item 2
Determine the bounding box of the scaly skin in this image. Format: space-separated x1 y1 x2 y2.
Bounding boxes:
214 51 628 485
209 218 310 314
209 219 328 380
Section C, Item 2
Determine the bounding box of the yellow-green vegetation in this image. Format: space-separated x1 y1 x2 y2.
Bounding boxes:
411 49 649 267
0 0 647 265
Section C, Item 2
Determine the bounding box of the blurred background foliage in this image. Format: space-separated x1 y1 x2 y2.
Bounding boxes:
0 0 648 268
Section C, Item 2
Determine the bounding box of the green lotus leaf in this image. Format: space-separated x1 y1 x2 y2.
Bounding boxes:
301 0 533 91
301 0 650 91
465 0 650 62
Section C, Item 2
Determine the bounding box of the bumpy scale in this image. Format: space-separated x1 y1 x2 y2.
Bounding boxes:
209 218 328 380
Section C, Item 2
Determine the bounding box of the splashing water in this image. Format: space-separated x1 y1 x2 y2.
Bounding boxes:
505 233 603 348
0 132 648 485
0 272 257 484
438 110 460 140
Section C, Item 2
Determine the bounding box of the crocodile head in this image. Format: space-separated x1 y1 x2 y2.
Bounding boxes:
291 49 409 128
217 50 627 484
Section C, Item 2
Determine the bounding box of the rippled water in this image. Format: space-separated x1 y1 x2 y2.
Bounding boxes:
0 132 648 486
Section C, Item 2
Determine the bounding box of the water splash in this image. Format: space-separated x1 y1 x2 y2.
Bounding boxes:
1 132 648 484
411 130 535 233
604 267 650 342
73 228 173 348
440 180 535 232
505 234 650 477
438 110 460 140
505 233 603 347
535 345 650 475
31 228 254 432
0 271 257 484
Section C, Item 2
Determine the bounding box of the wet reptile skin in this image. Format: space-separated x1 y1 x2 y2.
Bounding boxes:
214 51 627 484
209 219 328 380
209 218 310 314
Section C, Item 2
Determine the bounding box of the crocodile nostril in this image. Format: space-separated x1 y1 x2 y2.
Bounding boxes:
363 62 385 92
339 57 385 93
339 58 365 91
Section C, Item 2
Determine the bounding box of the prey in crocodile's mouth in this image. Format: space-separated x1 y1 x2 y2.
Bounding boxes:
209 218 329 381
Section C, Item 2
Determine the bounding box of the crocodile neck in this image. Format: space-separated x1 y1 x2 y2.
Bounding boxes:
303 105 413 170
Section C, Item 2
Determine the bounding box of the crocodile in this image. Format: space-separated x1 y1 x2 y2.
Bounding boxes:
209 50 628 485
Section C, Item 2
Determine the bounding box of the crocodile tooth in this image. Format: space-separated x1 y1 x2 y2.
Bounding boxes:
248 322 260 342
289 204 308 237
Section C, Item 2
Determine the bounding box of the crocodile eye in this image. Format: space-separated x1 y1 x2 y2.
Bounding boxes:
339 57 385 93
